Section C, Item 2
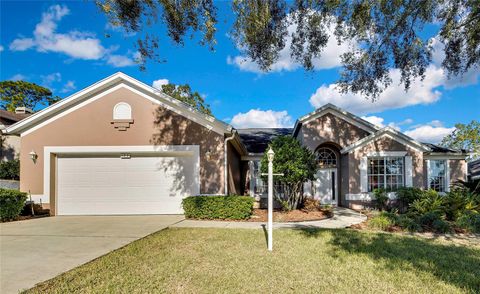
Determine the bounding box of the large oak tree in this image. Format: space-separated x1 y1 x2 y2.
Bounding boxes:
0 81 60 112
96 0 479 99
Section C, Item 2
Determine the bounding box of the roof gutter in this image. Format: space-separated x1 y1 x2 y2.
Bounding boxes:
224 131 237 195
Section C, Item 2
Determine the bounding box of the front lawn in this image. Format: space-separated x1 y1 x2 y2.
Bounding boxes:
26 228 480 293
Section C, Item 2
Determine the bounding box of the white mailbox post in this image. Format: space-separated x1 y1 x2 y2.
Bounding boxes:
263 148 283 252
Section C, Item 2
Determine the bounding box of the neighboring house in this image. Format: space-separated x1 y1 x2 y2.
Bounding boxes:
5 72 468 215
468 159 480 181
1 108 33 161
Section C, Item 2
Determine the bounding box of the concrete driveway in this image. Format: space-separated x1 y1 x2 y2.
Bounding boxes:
0 215 184 294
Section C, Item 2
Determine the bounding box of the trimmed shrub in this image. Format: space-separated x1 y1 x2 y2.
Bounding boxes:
182 195 254 220
417 211 451 233
456 212 480 233
396 187 423 212
418 211 442 227
368 214 393 230
396 215 421 232
410 189 444 215
0 188 27 221
432 219 452 233
373 188 389 211
0 159 20 180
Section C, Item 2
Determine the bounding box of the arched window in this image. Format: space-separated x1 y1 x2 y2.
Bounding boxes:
316 147 337 168
113 102 132 120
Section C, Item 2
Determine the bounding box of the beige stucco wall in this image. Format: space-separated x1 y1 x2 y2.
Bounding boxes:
348 136 424 194
297 113 371 150
20 86 226 209
297 113 372 205
449 159 467 184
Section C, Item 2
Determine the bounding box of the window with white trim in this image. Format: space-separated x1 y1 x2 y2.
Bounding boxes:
252 161 265 194
367 157 404 192
113 102 132 120
316 147 337 168
428 160 447 192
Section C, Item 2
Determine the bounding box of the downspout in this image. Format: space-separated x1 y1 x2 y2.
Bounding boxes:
224 131 236 195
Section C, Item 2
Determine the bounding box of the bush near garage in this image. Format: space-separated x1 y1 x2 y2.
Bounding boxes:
182 195 254 220
0 188 27 221
0 159 20 180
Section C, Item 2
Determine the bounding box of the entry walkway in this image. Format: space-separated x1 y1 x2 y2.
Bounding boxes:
171 207 366 229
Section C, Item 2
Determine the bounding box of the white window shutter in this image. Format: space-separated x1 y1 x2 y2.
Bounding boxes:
405 156 413 187
360 157 368 193
445 160 450 192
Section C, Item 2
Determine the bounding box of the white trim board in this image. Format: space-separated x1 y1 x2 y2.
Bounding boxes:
341 127 430 154
346 192 398 201
42 145 200 210
424 155 468 160
366 151 408 157
7 72 232 136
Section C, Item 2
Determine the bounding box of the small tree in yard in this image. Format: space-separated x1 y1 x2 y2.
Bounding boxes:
260 136 317 211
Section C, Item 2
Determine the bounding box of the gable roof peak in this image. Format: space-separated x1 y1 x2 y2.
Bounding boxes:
293 103 379 137
5 72 233 136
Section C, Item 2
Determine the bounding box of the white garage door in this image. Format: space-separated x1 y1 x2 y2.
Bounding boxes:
57 154 197 215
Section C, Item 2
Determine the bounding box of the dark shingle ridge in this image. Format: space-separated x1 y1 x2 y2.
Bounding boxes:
237 128 293 153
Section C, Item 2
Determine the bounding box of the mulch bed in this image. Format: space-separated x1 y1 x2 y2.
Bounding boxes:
1 214 50 223
246 208 331 222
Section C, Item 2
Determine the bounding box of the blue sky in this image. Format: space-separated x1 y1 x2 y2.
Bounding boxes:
1 1 479 143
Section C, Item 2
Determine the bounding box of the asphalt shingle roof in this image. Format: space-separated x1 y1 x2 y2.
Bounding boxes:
237 128 293 154
0 110 31 125
422 142 467 154
468 159 480 179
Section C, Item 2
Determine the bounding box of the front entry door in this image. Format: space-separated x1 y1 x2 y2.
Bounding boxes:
314 168 338 205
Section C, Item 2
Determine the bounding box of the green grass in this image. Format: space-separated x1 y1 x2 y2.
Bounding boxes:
26 228 480 293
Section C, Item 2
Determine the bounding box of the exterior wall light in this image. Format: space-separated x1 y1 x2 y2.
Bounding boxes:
29 150 38 163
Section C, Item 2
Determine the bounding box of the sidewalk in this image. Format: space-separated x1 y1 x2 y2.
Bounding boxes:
170 207 366 229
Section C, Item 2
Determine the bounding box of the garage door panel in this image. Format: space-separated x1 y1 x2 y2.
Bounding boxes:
57 155 196 215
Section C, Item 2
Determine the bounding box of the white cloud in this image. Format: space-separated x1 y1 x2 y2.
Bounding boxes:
152 79 170 89
308 36 479 115
227 19 353 73
106 54 136 67
310 65 446 114
230 109 293 128
9 5 105 60
404 121 455 143
361 116 414 130
362 115 454 144
0 45 3 52
361 115 386 128
60 80 76 93
40 72 61 87
105 22 137 37
8 4 133 67
430 37 480 89
9 38 35 51
10 74 26 81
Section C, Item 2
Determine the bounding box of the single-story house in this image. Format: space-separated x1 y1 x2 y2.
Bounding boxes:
5 72 468 215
